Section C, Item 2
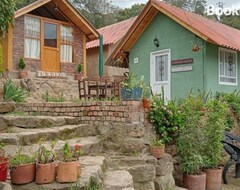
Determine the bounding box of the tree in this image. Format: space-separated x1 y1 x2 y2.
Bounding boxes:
163 0 206 15
15 0 37 9
221 14 240 30
115 4 145 22
71 0 120 28
0 0 17 74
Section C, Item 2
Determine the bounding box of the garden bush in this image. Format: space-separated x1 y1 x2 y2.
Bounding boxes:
3 79 28 102
149 94 185 144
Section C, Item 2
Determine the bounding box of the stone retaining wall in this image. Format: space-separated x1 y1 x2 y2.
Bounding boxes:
15 101 149 124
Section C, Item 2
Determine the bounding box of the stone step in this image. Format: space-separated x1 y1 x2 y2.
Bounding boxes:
4 136 103 157
103 170 134 190
0 124 98 146
11 156 106 190
0 115 81 129
174 186 188 190
106 155 157 170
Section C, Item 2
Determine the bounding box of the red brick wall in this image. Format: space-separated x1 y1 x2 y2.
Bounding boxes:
12 15 84 74
15 101 149 124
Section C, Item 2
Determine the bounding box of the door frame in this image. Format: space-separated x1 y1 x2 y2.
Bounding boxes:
41 19 61 72
150 49 171 100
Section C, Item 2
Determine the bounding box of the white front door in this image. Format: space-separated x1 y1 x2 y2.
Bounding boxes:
150 49 171 101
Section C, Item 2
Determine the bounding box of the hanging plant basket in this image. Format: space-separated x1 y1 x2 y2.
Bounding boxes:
192 46 200 52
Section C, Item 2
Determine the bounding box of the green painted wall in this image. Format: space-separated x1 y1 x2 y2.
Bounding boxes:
205 43 240 94
129 13 205 99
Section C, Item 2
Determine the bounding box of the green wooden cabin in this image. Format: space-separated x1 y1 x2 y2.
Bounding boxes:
107 0 240 100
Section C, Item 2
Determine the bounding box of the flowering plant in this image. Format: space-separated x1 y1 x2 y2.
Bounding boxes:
150 138 165 147
150 94 184 144
37 139 56 164
61 142 83 162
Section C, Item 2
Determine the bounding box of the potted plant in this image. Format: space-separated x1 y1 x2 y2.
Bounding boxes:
121 73 143 101
9 148 36 185
203 99 227 190
0 143 8 182
177 125 206 190
18 57 28 79
36 140 56 184
150 138 165 159
191 40 202 52
56 142 82 183
74 64 84 81
142 86 152 109
176 94 207 190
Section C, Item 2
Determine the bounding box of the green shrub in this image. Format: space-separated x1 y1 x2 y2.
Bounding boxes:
18 57 26 70
3 79 28 102
10 148 36 167
77 64 82 73
177 125 206 175
42 91 65 102
203 98 228 169
150 94 185 144
176 94 207 175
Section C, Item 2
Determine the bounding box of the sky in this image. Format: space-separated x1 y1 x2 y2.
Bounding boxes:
111 0 240 9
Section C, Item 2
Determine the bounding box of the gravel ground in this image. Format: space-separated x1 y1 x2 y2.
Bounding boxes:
222 168 240 190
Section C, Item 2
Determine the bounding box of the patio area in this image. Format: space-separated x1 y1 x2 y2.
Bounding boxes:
223 168 240 190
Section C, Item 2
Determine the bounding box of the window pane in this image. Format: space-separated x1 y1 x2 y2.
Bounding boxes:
25 38 40 59
25 16 40 38
61 44 73 62
155 55 168 82
219 49 237 84
61 25 73 43
44 23 57 48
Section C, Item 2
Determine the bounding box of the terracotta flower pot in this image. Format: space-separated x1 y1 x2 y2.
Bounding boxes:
183 172 206 190
10 163 36 185
56 161 80 183
150 146 165 159
74 74 84 81
192 46 200 52
205 168 222 190
36 162 56 184
19 71 28 79
0 157 8 182
142 98 151 109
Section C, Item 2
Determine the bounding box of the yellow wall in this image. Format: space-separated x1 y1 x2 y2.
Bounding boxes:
2 28 13 71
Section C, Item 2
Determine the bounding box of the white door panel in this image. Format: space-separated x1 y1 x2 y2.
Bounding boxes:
150 49 171 101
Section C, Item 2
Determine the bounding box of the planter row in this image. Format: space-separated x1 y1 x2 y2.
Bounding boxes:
0 159 80 185
183 168 222 190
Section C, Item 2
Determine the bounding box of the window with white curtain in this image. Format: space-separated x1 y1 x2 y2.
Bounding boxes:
219 48 237 85
24 16 40 59
61 25 74 63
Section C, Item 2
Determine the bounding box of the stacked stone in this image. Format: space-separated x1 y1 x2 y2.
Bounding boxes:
154 154 175 190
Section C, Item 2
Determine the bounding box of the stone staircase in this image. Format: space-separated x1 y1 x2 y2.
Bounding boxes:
0 114 186 190
0 115 102 158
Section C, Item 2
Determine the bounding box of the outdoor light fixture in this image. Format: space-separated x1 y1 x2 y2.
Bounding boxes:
153 37 159 47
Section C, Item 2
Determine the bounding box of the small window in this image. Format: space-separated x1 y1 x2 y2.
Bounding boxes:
24 16 40 59
219 48 237 85
155 54 168 82
44 23 57 48
60 25 74 63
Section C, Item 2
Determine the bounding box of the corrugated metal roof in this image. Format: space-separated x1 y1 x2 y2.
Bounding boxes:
153 0 240 51
86 17 136 49
106 0 240 68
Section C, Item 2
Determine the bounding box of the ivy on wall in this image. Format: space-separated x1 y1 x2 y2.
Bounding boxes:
0 0 16 75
